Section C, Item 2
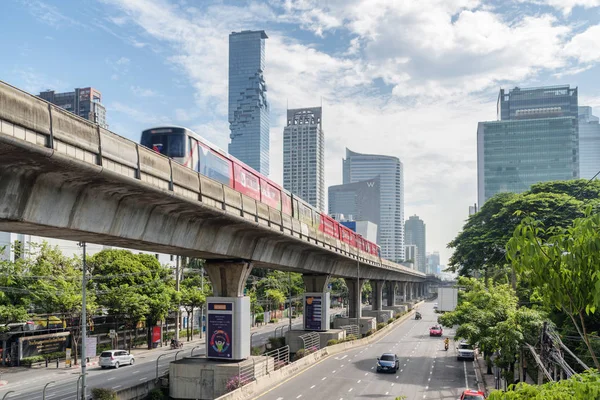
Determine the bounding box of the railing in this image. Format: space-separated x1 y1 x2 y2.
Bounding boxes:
299 332 320 352
238 358 258 385
0 80 426 278
264 345 290 373
340 325 360 340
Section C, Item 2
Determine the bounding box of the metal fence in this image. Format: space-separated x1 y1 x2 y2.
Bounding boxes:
299 332 320 352
340 325 359 340
264 345 290 373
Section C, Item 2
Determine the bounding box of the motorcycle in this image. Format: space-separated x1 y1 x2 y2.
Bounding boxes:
444 341 449 351
170 340 184 350
415 312 422 320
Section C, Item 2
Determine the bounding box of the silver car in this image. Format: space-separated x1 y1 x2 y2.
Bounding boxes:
99 350 135 369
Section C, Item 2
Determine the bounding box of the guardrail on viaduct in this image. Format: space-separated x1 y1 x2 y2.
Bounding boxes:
0 80 424 280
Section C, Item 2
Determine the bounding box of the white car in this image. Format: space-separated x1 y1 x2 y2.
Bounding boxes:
457 342 475 361
99 350 135 369
433 303 438 310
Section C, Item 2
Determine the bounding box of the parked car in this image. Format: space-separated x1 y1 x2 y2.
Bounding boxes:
376 353 400 373
99 350 135 369
457 342 476 361
433 302 438 310
429 325 443 336
460 389 486 399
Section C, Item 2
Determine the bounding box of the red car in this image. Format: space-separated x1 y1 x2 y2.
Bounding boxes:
429 325 443 336
460 389 486 400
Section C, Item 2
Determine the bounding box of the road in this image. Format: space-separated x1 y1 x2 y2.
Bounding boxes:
0 315 311 400
254 301 481 400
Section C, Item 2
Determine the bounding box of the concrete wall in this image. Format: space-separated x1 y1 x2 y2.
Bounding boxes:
114 378 161 400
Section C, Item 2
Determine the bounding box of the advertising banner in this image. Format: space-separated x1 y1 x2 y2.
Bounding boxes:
207 313 233 359
304 295 323 331
19 332 70 359
85 336 97 359
152 326 161 344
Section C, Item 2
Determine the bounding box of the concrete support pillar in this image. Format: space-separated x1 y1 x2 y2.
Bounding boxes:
385 281 397 306
407 282 413 301
303 274 331 293
372 280 385 311
203 260 253 297
345 278 365 319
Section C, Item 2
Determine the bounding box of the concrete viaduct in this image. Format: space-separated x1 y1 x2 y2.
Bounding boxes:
0 80 432 321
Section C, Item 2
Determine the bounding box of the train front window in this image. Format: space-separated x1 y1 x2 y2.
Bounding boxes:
141 131 186 158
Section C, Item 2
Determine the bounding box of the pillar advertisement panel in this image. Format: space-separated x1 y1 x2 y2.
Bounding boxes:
303 292 330 331
206 297 250 361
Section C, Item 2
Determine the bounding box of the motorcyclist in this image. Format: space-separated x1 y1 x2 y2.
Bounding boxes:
444 337 449 350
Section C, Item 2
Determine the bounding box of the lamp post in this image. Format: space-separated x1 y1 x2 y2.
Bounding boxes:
78 241 88 400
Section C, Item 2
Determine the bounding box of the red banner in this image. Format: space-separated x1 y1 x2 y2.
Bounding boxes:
152 326 161 343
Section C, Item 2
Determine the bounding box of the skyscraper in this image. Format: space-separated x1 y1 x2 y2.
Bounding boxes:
578 106 600 180
342 149 403 261
405 215 426 273
329 177 381 242
478 85 579 205
283 107 325 210
228 30 270 175
39 87 107 128
427 251 440 275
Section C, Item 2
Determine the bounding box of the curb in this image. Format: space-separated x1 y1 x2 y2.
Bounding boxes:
474 354 491 395
218 300 425 400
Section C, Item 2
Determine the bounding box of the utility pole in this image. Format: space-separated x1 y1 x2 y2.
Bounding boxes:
200 264 204 339
175 256 180 343
288 272 292 331
78 242 87 400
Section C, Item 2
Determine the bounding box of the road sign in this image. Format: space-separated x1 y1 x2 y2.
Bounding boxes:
109 329 116 338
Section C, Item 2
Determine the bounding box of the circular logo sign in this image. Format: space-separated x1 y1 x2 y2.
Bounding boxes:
210 329 231 354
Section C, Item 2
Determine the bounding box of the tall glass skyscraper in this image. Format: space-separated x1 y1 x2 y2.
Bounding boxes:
283 107 325 210
404 215 426 274
578 106 600 180
477 85 579 205
228 30 270 175
343 149 404 262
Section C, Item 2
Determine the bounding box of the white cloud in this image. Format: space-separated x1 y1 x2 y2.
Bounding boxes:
21 0 83 29
130 85 158 97
564 25 600 63
517 0 600 15
116 57 130 65
101 0 600 264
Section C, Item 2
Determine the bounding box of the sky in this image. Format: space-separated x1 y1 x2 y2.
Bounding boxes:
3 0 600 266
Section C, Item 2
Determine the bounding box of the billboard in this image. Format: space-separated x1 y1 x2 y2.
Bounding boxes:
207 303 233 359
304 295 323 331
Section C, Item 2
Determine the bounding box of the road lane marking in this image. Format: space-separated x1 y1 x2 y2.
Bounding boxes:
365 372 368 376
276 398 283 400
357 380 361 383
463 360 469 389
391 383 394 386
385 392 389 395
396 375 399 379
297 395 302 399
341 364 344 367
332 370 336 373
322 377 327 381
348 388 353 392
133 370 140 374
107 377 115 381
112 385 122 390
310 385 315 389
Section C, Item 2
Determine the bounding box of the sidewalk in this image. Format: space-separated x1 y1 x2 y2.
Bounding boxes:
474 355 536 395
0 315 304 385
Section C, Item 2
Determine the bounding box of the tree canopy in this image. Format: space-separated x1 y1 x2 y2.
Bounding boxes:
448 180 600 278
487 371 600 399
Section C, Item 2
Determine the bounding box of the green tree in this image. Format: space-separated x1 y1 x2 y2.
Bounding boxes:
25 243 97 364
448 180 600 280
507 211 600 370
180 273 206 340
439 278 544 378
0 246 30 332
487 370 600 399
265 289 285 312
89 250 176 350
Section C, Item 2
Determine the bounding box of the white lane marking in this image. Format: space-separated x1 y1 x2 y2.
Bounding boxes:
428 377 431 382
107 377 115 381
322 377 327 381
338 355 348 360
310 385 315 389
386 392 389 395
371 367 374 370
348 388 353 392
276 398 283 400
463 360 469 389
140 377 147 381
297 395 302 399
365 372 368 376
400 369 403 372
133 370 140 374
341 364 344 367
396 375 399 379
112 385 122 390
332 370 336 373
357 380 361 383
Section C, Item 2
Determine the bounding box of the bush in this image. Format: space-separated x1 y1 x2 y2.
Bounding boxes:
345 334 358 342
394 313 402 319
306 346 318 354
251 346 263 356
270 318 278 323
387 318 395 324
327 339 339 346
268 337 286 349
255 314 264 323
21 351 67 367
96 342 112 355
294 349 306 360
91 388 117 400
147 388 165 400
225 375 251 392
377 322 386 330
364 329 374 337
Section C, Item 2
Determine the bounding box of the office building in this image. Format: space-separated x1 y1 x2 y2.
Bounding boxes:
404 215 426 273
340 220 378 243
329 177 381 242
283 107 325 210
228 30 270 175
403 245 418 268
468 203 478 216
342 149 404 261
39 87 107 128
478 85 579 205
427 251 440 275
579 106 600 180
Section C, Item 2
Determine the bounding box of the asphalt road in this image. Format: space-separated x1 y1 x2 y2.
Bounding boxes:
0 317 308 400
253 301 481 400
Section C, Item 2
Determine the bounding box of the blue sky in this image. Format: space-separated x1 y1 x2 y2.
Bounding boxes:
3 0 600 264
